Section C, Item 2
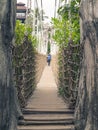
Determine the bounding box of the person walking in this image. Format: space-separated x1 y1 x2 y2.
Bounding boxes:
47 53 51 66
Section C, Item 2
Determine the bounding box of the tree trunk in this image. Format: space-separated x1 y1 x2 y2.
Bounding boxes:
75 0 98 130
0 1 22 130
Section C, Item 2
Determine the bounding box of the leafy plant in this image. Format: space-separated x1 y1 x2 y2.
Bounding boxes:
15 20 37 47
52 0 80 47
15 20 26 45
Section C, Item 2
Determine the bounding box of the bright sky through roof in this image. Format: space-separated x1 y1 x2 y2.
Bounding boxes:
17 0 58 22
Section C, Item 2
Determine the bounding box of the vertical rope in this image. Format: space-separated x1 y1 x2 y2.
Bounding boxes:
26 0 29 23
54 0 57 18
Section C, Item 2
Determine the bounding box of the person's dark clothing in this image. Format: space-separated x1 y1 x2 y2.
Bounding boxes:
47 54 51 66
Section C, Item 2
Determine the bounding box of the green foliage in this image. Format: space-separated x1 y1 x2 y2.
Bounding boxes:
52 0 80 47
47 41 51 54
15 20 26 45
15 20 37 47
58 87 65 96
47 32 51 54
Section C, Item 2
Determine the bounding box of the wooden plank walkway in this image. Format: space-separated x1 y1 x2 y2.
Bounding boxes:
18 66 74 130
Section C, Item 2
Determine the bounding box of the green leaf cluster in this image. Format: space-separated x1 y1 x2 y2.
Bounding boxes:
15 20 37 48
52 0 80 47
15 20 26 45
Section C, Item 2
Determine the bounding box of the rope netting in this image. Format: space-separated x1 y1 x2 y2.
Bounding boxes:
12 37 36 107
58 41 82 107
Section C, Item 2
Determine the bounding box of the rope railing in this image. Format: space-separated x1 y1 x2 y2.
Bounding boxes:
58 41 82 107
12 36 46 108
13 37 36 108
